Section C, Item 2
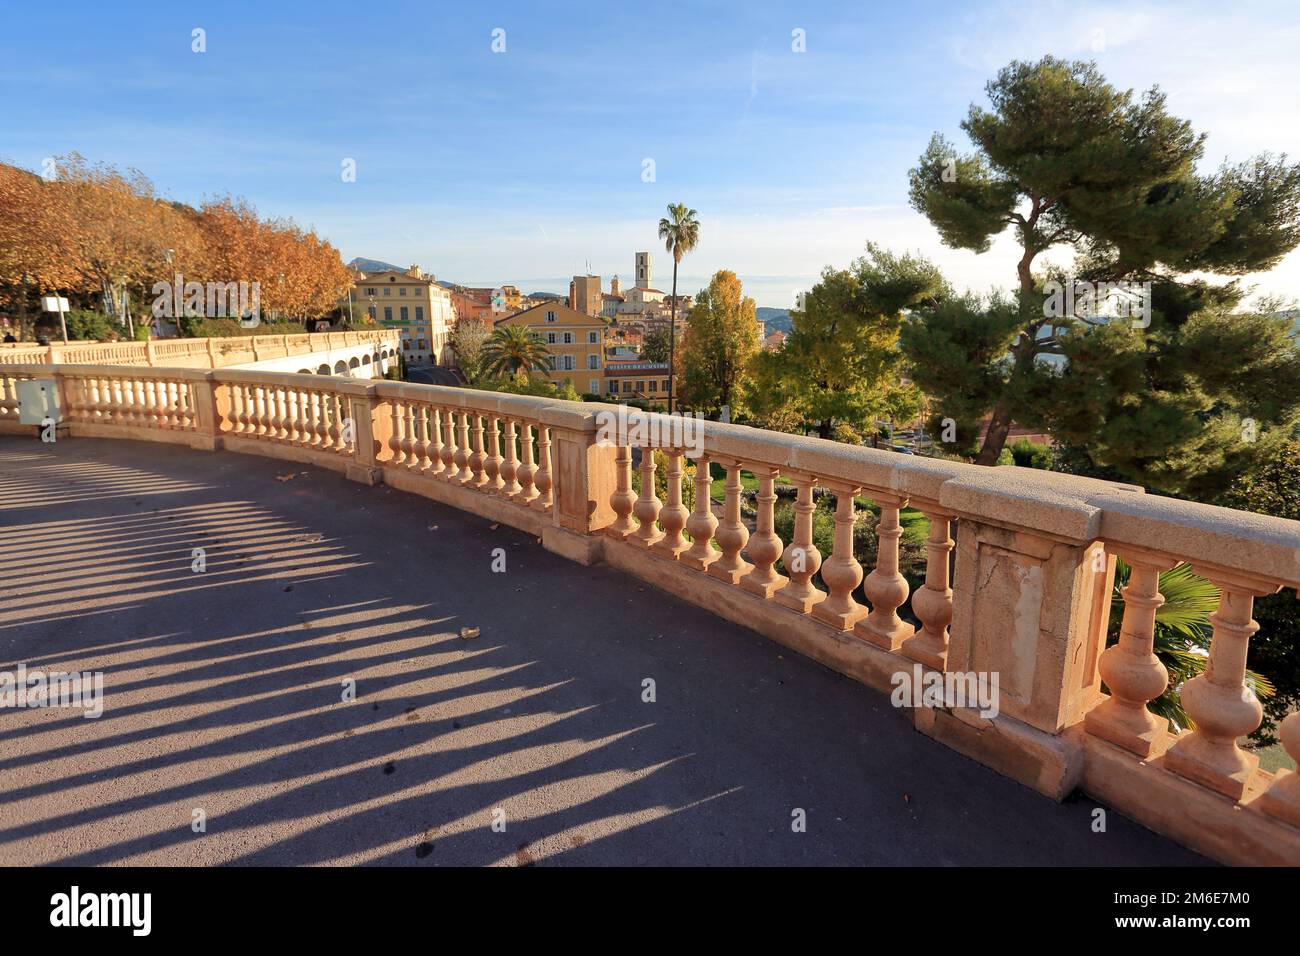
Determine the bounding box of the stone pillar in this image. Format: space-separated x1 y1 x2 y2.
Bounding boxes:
775 476 824 613
344 384 385 485
541 407 617 566
740 466 787 598
901 509 955 670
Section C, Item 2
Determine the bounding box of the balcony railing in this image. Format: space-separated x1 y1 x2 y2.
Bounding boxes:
0 330 397 368
2 361 1298 865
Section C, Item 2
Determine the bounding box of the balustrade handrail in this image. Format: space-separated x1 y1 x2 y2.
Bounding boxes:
3 359 1299 864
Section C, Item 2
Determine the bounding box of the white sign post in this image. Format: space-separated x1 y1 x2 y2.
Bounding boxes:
40 295 70 344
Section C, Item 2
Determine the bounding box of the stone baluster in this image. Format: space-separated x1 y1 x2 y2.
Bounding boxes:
1258 711 1300 827
652 448 690 558
388 401 406 465
1083 553 1177 756
857 493 915 650
681 454 718 570
425 405 445 476
516 422 539 504
415 405 433 471
275 387 291 441
439 408 457 479
532 425 552 510
775 476 825 613
632 447 664 547
142 379 159 427
740 466 787 597
485 416 504 491
901 510 956 670
812 483 867 630
607 445 638 540
470 413 488 487
501 418 521 497
324 391 339 448
707 461 751 583
256 385 272 437
293 389 310 445
455 411 473 483
1164 572 1277 800
403 404 418 466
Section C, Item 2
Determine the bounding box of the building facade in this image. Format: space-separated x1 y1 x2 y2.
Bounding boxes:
494 301 608 395
359 266 455 366
604 359 670 408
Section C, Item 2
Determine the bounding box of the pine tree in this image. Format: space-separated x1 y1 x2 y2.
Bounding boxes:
904 57 1300 488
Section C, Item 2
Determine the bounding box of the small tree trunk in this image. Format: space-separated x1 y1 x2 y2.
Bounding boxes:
668 258 678 412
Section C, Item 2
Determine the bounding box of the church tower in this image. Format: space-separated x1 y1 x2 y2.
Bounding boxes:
635 252 652 289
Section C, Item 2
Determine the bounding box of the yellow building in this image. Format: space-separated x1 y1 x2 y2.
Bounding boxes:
359 266 455 366
604 360 670 408
495 301 607 395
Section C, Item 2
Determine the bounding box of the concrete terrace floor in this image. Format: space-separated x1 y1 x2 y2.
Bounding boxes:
0 436 1206 866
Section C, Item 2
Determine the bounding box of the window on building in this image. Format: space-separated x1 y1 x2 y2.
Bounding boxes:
403 339 411 349
564 355 575 371
649 380 657 392
546 332 556 344
383 287 391 296
608 380 619 394
588 331 598 344
400 287 407 296
400 306 409 321
563 332 573 344
546 311 556 322
623 381 631 392
415 306 424 321
587 354 599 370
384 307 393 321
549 356 558 371
366 288 376 296
418 339 426 349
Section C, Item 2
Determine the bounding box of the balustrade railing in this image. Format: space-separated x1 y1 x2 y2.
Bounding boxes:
1 362 1297 864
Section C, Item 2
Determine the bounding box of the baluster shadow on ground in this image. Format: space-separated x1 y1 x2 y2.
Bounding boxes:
0 437 1205 866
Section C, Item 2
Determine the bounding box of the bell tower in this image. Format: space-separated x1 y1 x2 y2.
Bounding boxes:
635 252 652 289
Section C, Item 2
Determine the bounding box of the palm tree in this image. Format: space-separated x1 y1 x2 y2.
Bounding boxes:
1108 560 1274 731
481 325 552 381
657 203 700 411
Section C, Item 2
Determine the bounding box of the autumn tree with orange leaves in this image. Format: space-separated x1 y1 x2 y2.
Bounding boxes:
0 153 353 337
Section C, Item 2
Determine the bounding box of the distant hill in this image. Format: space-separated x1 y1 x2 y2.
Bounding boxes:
528 292 565 300
757 307 791 335
348 257 406 275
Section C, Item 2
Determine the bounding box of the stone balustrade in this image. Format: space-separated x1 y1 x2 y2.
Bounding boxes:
2 363 1298 865
0 330 397 369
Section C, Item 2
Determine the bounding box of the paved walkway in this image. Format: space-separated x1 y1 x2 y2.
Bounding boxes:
0 436 1205 865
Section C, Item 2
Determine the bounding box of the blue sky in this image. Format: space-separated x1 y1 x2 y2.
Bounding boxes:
3 0 1298 307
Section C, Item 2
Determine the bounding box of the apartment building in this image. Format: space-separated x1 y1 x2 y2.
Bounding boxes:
495 301 607 395
359 266 454 366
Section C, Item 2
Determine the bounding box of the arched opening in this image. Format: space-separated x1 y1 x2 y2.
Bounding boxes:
348 357 360 369
297 368 311 375
362 355 371 365
317 364 330 374
333 360 347 374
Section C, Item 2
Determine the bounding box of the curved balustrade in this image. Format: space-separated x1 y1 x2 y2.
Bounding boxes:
1 364 1298 865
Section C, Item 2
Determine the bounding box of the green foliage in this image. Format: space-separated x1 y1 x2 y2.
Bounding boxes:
481 325 551 380
472 374 578 401
905 56 1300 471
63 308 121 340
1009 438 1053 469
641 328 671 363
677 269 758 417
749 245 933 439
1036 292 1300 496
